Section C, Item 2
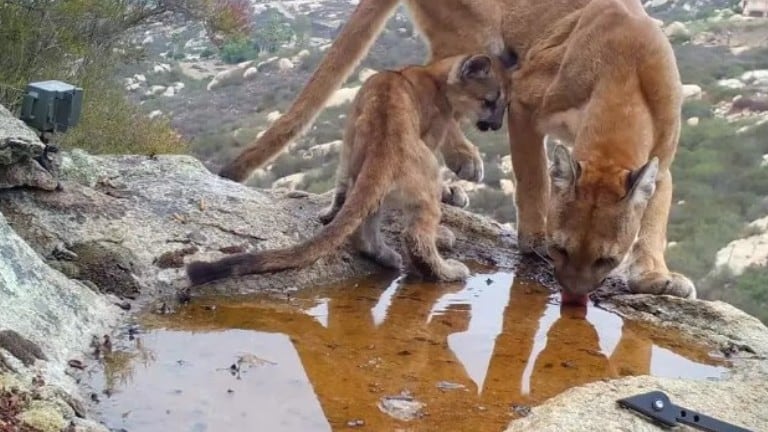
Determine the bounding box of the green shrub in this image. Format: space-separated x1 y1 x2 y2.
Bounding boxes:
220 37 257 64
61 82 187 155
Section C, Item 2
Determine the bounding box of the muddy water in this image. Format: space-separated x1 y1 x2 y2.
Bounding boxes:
92 272 729 432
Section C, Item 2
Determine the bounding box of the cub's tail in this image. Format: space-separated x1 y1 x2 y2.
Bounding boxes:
217 0 400 183
187 153 394 285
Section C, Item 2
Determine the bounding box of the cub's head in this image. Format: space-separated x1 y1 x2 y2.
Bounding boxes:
445 54 508 132
546 144 660 305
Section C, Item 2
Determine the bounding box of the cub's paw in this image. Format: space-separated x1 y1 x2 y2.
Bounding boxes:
628 271 697 299
436 225 457 250
365 246 403 270
438 259 471 282
441 185 470 208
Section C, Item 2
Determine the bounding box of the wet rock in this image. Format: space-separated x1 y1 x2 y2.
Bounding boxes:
377 392 425 421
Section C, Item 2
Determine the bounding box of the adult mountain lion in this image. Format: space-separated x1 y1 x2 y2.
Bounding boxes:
216 0 695 305
187 54 508 285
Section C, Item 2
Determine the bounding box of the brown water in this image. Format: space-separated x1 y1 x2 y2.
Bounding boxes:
90 271 729 432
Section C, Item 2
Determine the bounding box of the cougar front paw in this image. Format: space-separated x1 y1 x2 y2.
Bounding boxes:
441 185 470 208
628 271 697 299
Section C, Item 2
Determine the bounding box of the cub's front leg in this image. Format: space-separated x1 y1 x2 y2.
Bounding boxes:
440 120 485 183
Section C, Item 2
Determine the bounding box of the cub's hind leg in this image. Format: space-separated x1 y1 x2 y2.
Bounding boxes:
353 208 402 269
319 179 348 225
400 149 469 282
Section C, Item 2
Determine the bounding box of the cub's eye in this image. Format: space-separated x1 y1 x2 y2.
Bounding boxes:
594 257 618 269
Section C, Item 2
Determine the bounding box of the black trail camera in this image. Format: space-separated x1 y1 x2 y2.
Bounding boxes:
19 80 83 134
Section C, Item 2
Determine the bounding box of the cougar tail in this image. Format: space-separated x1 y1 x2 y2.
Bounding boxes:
187 153 394 286
218 0 401 183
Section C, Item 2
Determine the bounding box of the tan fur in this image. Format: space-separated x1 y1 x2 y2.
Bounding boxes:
187 54 508 285
215 0 696 299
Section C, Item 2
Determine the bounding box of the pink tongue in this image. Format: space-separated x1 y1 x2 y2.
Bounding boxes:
561 291 589 307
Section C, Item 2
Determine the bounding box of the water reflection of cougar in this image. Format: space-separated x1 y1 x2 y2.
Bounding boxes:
216 0 696 305
187 54 508 285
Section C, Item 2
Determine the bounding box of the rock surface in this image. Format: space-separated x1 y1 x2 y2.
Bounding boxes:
712 215 768 277
0 104 58 190
0 209 117 431
0 150 519 302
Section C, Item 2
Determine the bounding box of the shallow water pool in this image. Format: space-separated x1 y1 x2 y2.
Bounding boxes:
88 271 728 431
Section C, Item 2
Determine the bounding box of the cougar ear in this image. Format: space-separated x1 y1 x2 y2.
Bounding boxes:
550 143 580 190
459 54 492 81
626 157 659 206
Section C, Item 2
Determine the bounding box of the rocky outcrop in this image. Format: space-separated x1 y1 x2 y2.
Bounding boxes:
0 104 58 191
0 212 118 432
712 216 768 277
0 149 518 301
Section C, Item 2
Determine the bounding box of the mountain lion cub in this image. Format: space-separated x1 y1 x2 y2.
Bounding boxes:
187 53 507 285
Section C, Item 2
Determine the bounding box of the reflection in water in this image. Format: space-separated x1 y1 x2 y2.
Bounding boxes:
93 272 729 432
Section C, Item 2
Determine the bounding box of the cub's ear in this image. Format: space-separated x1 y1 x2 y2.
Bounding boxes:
460 54 492 81
626 157 659 206
550 143 580 191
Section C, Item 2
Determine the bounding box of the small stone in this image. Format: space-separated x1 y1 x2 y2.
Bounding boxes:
286 190 309 198
436 381 466 391
511 404 531 417
378 391 425 421
68 359 85 370
114 301 131 311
